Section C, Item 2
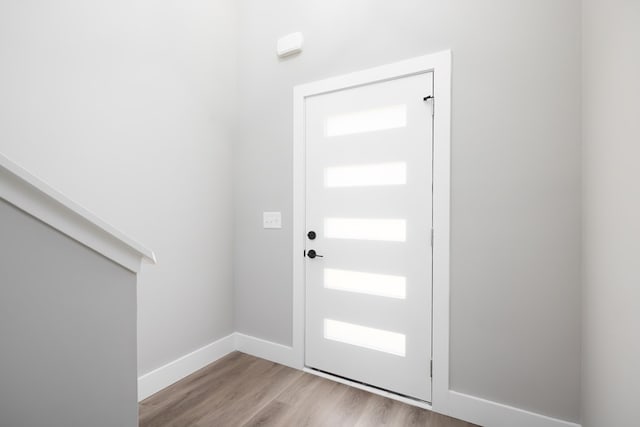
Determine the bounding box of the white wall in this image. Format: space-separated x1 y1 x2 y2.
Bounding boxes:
582 1 640 426
234 0 582 422
0 0 238 376
0 0 591 423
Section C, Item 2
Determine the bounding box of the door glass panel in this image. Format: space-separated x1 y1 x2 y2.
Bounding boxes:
325 104 407 137
325 162 407 188
324 319 406 357
324 268 406 299
324 218 406 242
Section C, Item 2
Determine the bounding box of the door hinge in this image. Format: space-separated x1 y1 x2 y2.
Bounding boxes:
430 360 433 378
430 228 434 247
423 95 435 116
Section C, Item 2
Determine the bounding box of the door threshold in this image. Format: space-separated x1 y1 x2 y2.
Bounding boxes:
303 367 432 411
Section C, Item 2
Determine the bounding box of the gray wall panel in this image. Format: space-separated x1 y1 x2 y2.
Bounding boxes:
0 199 137 427
582 1 640 426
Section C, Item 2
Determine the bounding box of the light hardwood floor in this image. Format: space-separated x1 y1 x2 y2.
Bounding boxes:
139 352 477 427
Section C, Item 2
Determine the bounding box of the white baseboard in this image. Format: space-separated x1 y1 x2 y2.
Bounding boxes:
234 332 302 369
137 334 581 427
137 333 235 401
447 390 581 427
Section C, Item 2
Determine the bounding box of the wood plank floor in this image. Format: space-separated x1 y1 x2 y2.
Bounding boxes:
139 352 477 427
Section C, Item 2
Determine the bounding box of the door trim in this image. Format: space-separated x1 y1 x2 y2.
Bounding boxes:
292 50 452 412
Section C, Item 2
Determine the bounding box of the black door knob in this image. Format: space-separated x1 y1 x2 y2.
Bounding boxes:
307 231 317 240
307 249 323 259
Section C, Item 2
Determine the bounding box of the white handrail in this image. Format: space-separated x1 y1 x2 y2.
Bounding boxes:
0 153 156 273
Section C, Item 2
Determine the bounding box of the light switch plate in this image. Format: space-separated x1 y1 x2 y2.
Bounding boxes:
263 211 282 229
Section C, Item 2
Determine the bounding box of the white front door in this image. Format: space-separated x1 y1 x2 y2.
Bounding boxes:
304 72 434 402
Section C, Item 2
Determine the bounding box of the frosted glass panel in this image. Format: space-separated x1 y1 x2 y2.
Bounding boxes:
324 268 406 299
324 319 406 357
324 218 406 242
325 105 407 137
325 162 407 188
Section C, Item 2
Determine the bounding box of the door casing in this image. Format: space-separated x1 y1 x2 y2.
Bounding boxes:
292 50 452 413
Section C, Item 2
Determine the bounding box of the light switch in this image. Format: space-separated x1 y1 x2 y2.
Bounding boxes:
263 211 282 229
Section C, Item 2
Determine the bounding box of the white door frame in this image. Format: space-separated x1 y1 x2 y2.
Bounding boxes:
292 50 452 413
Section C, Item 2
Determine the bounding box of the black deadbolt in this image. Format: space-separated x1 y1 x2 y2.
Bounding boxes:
307 230 317 240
